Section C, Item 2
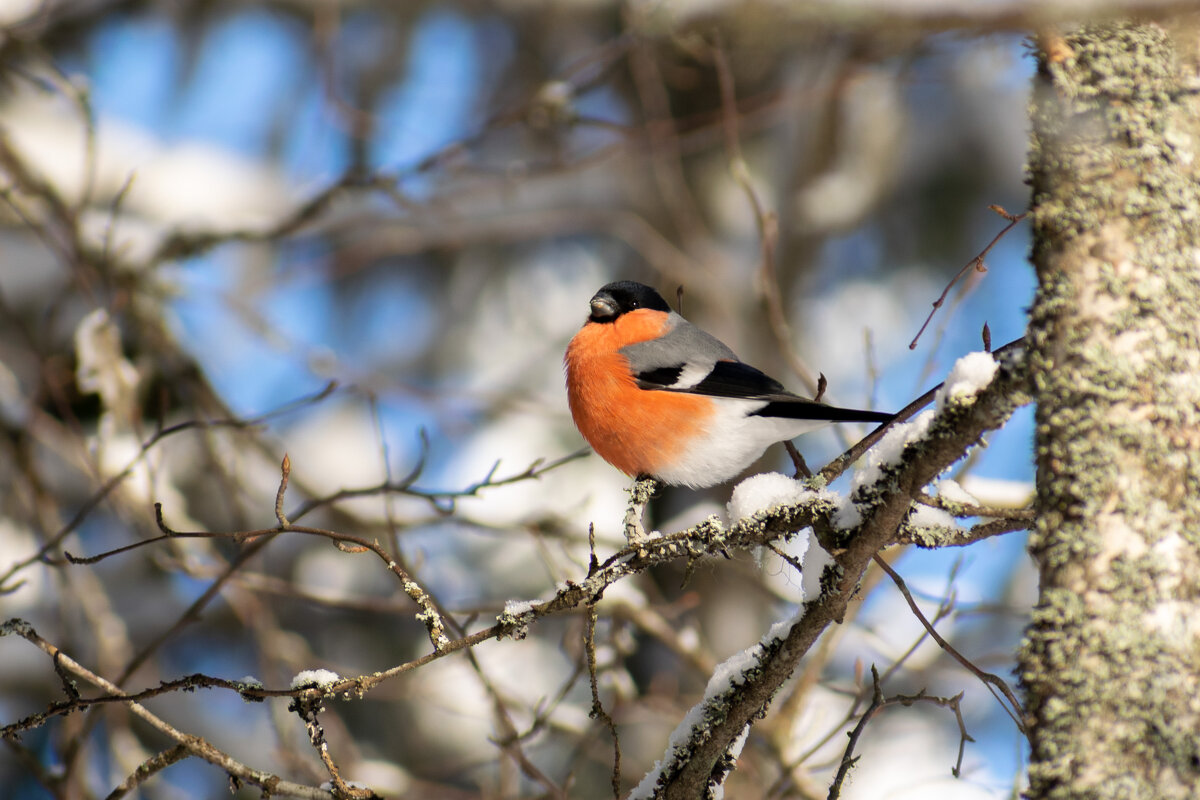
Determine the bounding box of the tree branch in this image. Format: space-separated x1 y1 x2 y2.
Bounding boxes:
648 348 1030 798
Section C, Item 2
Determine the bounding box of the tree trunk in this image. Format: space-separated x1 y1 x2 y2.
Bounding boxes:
1022 20 1200 800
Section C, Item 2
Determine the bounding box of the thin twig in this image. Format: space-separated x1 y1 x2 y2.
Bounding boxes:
909 208 1028 349
587 602 622 800
872 555 1027 734
827 665 976 800
784 441 813 479
286 447 588 521
290 693 379 800
103 744 190 800
275 454 291 527
827 664 884 799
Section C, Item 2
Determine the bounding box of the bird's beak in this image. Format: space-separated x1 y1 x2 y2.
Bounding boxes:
589 295 618 322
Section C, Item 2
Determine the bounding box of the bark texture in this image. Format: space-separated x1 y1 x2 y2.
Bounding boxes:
1022 21 1200 800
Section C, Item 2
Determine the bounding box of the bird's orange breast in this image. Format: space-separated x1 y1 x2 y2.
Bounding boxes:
564 310 714 478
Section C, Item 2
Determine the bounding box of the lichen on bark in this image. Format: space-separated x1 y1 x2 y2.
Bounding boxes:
1022 20 1200 800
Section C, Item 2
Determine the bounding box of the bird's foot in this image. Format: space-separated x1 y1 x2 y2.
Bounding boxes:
623 475 661 546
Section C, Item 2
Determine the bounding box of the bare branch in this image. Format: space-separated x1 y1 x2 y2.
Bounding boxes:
275 454 292 527
1 619 334 800
873 555 1026 733
909 210 1028 350
587 602 622 800
827 665 975 800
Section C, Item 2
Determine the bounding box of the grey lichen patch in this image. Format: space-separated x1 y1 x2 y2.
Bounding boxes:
496 605 534 640
733 514 770 542
897 514 965 549
235 676 266 703
818 562 844 597
696 515 727 544
0 618 35 638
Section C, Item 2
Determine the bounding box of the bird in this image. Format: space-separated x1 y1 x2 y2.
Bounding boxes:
564 281 893 488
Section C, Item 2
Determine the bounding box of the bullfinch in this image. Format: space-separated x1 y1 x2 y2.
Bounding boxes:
564 281 893 488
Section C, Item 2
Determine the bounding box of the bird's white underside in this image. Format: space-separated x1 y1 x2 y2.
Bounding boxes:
652 399 830 488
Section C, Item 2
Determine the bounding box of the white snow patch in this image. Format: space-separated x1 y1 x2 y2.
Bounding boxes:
630 613 799 798
728 472 821 522
502 599 534 617
834 409 938 530
833 496 864 529
728 722 752 759
290 669 341 689
933 478 979 507
765 615 797 644
907 503 961 531
854 410 935 491
706 722 752 800
958 476 1034 508
935 351 998 410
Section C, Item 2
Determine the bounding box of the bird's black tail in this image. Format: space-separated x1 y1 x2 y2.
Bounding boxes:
752 399 893 424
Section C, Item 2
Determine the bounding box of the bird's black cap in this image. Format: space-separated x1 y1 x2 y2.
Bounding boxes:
588 281 671 322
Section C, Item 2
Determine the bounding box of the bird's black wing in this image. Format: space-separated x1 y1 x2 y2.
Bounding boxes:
639 360 893 424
